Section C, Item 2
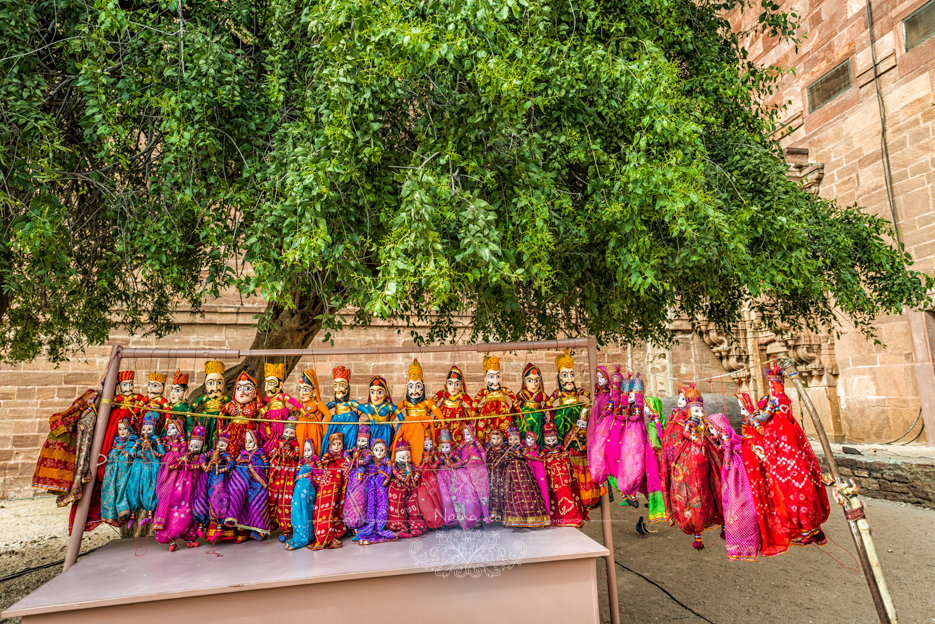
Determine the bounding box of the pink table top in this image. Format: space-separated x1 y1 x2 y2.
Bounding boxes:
4 527 607 617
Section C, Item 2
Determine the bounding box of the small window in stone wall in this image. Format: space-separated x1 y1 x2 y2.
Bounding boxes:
807 60 852 113
906 0 935 50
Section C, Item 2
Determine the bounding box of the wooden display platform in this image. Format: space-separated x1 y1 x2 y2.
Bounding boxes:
4 527 607 624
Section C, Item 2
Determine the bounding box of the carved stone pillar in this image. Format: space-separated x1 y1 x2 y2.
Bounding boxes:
700 321 754 393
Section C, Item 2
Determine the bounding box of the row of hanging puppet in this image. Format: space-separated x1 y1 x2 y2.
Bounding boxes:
587 361 831 560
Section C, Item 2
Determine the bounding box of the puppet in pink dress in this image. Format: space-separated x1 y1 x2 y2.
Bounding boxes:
586 366 612 483
523 431 551 515
708 412 760 561
260 363 304 453
458 424 490 524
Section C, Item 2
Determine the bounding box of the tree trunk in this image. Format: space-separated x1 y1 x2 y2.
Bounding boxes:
187 296 325 404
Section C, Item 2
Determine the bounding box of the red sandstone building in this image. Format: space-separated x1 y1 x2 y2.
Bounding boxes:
1 0 934 498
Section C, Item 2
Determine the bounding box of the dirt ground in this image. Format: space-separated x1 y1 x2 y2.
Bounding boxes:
1 493 933 624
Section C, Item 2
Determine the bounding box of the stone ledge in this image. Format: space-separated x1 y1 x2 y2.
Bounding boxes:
811 442 935 509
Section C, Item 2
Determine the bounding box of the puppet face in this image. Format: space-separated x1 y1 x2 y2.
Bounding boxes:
217 438 229 452
235 379 256 403
148 380 165 397
544 433 558 447
406 378 424 402
423 438 433 451
265 376 282 396
576 418 588 430
369 383 387 405
283 427 296 440
676 393 686 408
446 375 462 396
689 405 704 420
523 372 541 394
142 424 154 436
737 398 749 417
462 428 473 443
166 422 179 437
485 369 501 392
508 433 521 446
117 421 130 438
357 435 369 449
525 434 536 447
245 433 258 452
188 439 204 453
205 373 225 399
489 430 503 446
118 379 134 395
333 379 349 401
628 391 636 402
303 440 315 460
559 367 576 391
440 442 451 454
169 384 187 403
597 370 607 387
395 449 410 464
330 438 344 454
299 380 315 402
373 442 387 460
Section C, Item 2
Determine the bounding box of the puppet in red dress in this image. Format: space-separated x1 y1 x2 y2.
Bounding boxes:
432 365 474 446
100 371 145 479
542 422 585 527
219 371 262 458
310 432 351 549
473 355 518 444
136 373 170 434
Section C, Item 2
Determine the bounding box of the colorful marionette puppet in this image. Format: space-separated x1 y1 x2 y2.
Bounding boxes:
204 432 248 544
354 438 397 544
268 422 301 536
764 362 830 546
563 408 601 511
126 412 166 527
549 350 590 441
295 368 332 460
136 373 170 433
101 419 137 527
259 363 304 453
343 424 373 534
432 365 474 446
167 370 192 433
659 386 724 550
495 427 550 528
472 354 518 444
190 361 231 451
610 374 665 522
516 363 552 445
485 429 509 523
523 431 550 515
394 359 444 466
542 422 586 527
588 365 620 484
387 439 425 539
310 432 351 550
457 424 491 526
433 428 459 528
156 418 187 497
706 411 760 561
33 389 100 504
100 370 145 480
219 371 262 458
321 366 364 457
226 429 271 541
358 375 405 452
416 437 445 530
283 439 320 550
154 425 208 551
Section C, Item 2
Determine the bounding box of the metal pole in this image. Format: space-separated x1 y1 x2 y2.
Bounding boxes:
778 356 897 624
63 345 122 571
589 336 620 624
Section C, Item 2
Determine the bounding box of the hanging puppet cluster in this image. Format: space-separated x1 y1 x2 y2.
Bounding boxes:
34 352 830 561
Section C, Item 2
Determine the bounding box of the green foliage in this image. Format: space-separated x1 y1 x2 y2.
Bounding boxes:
0 0 930 363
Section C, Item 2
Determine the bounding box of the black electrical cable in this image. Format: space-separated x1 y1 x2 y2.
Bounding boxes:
615 560 716 624
0 545 104 584
882 408 922 445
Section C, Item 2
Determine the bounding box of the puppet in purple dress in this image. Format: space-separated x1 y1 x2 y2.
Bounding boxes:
355 438 397 544
523 431 551 515
459 424 491 524
708 412 760 561
226 430 270 541
155 426 207 551
343 425 372 535
434 428 459 527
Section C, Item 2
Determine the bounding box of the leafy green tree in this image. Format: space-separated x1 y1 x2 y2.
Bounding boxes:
1 0 930 385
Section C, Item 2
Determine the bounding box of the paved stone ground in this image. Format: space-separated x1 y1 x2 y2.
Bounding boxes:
2 493 933 624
